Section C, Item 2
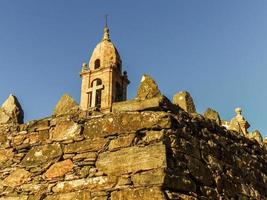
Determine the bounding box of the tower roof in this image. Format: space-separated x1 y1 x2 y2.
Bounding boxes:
89 26 121 70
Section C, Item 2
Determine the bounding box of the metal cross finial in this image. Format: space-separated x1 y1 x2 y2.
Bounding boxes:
105 14 108 28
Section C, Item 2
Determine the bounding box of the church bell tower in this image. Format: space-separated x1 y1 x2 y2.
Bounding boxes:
80 23 129 112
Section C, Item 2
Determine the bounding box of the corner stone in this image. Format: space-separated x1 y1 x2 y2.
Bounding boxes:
96 143 166 175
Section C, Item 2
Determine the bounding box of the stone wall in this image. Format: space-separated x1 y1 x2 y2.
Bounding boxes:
0 75 266 200
0 104 266 199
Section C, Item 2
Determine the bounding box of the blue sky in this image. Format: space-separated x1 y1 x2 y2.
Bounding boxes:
0 1 267 137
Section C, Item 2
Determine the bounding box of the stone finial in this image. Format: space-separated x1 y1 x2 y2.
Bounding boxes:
103 27 110 41
228 107 250 136
0 95 24 124
53 94 79 116
81 63 88 71
204 108 221 125
136 74 161 100
172 91 196 113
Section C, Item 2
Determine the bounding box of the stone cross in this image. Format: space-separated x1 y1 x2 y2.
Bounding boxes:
105 14 108 27
87 81 104 108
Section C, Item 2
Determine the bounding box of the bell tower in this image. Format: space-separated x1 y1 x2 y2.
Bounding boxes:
80 23 129 113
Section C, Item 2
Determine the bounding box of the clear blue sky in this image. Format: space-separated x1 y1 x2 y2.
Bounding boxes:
0 1 267 137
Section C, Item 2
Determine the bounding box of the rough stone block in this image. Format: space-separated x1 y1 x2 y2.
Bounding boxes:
27 118 50 132
136 74 161 100
186 155 214 186
143 130 165 143
64 138 108 154
53 94 80 116
173 91 196 113
0 95 24 124
111 187 166 200
21 143 62 168
2 168 31 187
51 120 81 141
204 108 221 125
165 175 196 192
52 176 117 193
108 134 135 151
44 191 91 200
96 143 166 175
73 152 97 162
0 196 28 200
112 96 179 113
84 111 173 138
0 148 14 166
44 159 74 180
132 168 165 187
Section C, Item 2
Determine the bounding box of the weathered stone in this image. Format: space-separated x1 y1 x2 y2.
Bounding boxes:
0 196 28 200
44 159 73 180
0 127 8 146
165 175 196 192
200 186 219 199
84 111 173 138
96 143 166 175
136 74 161 100
204 108 221 125
0 109 10 124
27 118 50 132
109 134 135 151
73 152 97 161
53 94 79 116
248 130 263 143
112 95 179 113
3 168 31 187
111 187 166 200
78 166 91 178
21 143 63 168
28 130 49 144
143 130 165 143
64 138 108 154
186 156 213 186
117 175 131 187
44 190 91 200
166 193 197 200
51 120 81 141
173 91 196 113
0 95 23 124
132 168 165 186
52 176 117 193
0 148 14 166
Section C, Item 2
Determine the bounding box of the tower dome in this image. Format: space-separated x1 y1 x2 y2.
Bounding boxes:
89 26 122 71
80 23 129 113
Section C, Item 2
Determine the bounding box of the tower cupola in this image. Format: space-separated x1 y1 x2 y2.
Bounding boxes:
80 22 129 112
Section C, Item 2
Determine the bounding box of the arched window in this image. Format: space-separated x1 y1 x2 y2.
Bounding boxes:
94 59 100 69
89 78 103 109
